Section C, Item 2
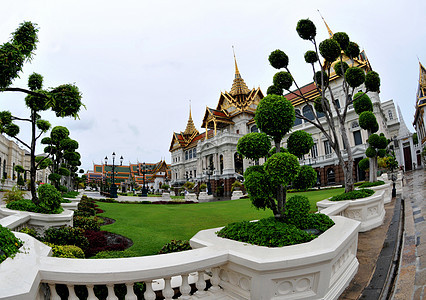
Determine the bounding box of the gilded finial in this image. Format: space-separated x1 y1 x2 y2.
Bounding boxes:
317 10 333 38
232 46 240 77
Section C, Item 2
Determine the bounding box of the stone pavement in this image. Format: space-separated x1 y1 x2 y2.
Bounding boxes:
392 168 426 300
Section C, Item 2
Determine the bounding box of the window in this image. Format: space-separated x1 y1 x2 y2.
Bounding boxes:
311 143 318 158
294 109 302 126
236 129 240 134
327 168 335 184
334 99 340 109
353 130 362 145
303 105 315 121
185 151 188 160
251 125 259 133
388 110 393 120
193 148 197 158
324 140 333 155
189 149 193 159
352 121 359 129
194 170 196 178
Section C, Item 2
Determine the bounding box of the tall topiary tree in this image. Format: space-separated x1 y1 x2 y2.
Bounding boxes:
237 94 314 219
265 19 381 192
0 22 84 204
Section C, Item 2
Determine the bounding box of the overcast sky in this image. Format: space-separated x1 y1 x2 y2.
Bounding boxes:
1 0 424 172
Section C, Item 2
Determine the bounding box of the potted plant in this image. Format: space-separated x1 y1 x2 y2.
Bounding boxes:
199 183 207 192
231 181 243 192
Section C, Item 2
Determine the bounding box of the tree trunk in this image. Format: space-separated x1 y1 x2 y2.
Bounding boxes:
30 110 39 204
369 157 378 182
338 120 355 193
274 139 285 220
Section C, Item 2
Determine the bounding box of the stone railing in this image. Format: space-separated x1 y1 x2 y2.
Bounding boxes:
1 215 360 300
0 205 73 234
317 190 385 232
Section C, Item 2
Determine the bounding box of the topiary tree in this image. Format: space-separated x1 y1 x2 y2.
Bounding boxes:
266 19 381 193
0 22 84 205
14 165 25 188
238 94 314 219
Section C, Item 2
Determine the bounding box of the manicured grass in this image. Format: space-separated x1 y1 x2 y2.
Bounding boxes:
96 187 343 257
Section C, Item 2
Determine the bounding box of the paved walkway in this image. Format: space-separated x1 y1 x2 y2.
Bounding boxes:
392 168 426 300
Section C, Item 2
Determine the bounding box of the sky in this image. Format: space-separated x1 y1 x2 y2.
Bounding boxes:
1 0 424 172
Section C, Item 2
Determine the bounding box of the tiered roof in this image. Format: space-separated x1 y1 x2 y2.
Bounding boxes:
414 61 426 125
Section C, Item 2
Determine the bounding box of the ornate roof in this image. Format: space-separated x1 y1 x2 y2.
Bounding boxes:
183 106 198 136
413 61 426 125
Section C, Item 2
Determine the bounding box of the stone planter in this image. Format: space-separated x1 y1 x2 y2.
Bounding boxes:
198 191 214 203
161 192 171 201
231 190 244 200
185 192 198 202
367 182 392 204
190 216 361 300
0 205 74 235
316 190 385 232
61 198 80 211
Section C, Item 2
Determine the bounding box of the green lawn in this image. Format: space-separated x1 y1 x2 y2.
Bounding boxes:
96 187 343 256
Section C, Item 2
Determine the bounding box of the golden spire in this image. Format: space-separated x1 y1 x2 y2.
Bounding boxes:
317 10 333 38
230 46 250 96
183 101 198 136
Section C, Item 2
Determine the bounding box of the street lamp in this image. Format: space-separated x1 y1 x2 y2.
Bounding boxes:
140 162 148 197
105 152 123 198
204 164 214 195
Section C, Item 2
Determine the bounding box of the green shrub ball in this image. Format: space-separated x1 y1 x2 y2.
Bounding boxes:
319 38 341 62
285 195 310 227
377 149 387 158
345 67 365 88
378 136 388 149
365 71 381 92
264 152 300 186
353 92 373 114
368 133 380 148
366 146 377 158
287 130 314 157
255 94 295 141
314 70 329 87
304 50 318 64
244 167 273 210
293 165 317 191
333 61 349 77
314 96 329 113
296 19 316 40
359 111 378 131
269 49 289 69
237 132 271 160
345 41 360 58
359 157 370 171
332 32 350 50
266 85 283 96
28 73 43 91
38 184 62 212
273 71 293 90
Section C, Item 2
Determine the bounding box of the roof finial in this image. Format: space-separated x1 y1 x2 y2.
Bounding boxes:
232 46 240 77
317 10 333 38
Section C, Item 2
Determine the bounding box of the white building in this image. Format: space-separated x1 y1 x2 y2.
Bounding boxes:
413 62 426 166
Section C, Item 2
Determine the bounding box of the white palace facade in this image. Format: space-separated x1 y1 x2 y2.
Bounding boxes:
169 42 416 196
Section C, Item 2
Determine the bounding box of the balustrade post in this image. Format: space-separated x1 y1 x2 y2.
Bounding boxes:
195 271 207 296
163 277 174 300
209 267 221 292
86 285 97 300
67 285 79 300
125 282 137 300
179 274 191 299
48 284 60 300
144 281 156 300
106 284 119 300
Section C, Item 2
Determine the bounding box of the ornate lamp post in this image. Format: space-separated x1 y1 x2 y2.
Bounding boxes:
104 152 123 198
204 164 214 195
140 162 148 197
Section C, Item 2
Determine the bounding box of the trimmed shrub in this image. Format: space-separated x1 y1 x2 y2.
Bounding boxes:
44 242 84 258
319 38 341 62
43 226 89 251
353 92 373 114
345 67 365 88
84 230 129 257
217 217 315 247
237 132 271 160
269 49 289 69
73 216 101 232
304 50 318 64
19 227 40 239
330 189 375 201
359 158 370 171
287 130 314 157
293 165 317 191
296 19 316 40
266 85 283 96
273 71 293 90
300 213 335 233
358 180 385 188
158 240 191 254
359 111 378 131
264 152 300 186
333 61 349 77
314 96 329 113
332 32 350 50
345 41 360 58
365 71 380 92
0 225 23 263
314 70 329 87
38 184 62 213
366 146 377 158
285 195 310 227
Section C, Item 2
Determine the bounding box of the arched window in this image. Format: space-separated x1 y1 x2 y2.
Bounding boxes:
294 109 302 126
3 159 6 178
352 121 359 129
303 105 315 121
234 153 243 175
251 125 259 133
220 155 224 174
388 110 393 120
327 168 335 184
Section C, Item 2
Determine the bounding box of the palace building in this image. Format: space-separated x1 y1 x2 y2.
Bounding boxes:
413 61 426 165
169 28 413 195
87 160 171 192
